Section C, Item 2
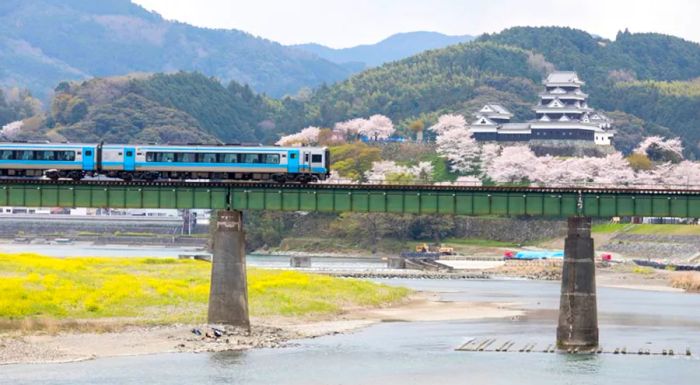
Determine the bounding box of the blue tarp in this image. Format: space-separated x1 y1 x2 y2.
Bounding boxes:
513 251 564 260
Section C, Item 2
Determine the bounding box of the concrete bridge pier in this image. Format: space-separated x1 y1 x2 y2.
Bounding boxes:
290 256 312 268
208 210 250 329
556 216 598 352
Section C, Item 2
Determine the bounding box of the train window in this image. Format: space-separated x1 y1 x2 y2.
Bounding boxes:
304 154 309 162
85 150 92 156
221 153 239 163
55 151 76 161
145 152 155 162
0 150 14 160
242 154 261 163
126 151 133 157
290 153 296 159
263 154 280 164
311 154 322 163
17 151 32 160
176 153 196 163
34 151 56 161
156 152 175 162
198 153 218 163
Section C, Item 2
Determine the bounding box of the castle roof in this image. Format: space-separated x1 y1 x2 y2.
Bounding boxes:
544 71 584 86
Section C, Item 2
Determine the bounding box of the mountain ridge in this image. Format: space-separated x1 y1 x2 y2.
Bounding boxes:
293 31 475 70
0 0 350 99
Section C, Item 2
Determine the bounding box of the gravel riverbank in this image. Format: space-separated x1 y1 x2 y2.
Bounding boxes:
0 293 521 365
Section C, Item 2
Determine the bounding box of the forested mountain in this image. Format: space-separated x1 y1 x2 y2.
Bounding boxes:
303 42 542 128
20 26 700 157
301 27 700 156
0 0 349 99
293 32 474 71
44 73 293 144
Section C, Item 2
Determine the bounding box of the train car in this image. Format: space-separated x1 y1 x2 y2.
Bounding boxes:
0 142 331 182
101 144 330 182
0 142 98 180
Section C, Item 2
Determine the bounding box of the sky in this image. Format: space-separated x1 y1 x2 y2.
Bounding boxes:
132 0 700 48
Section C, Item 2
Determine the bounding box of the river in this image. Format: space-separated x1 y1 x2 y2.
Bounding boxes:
2 278 699 385
0 243 387 270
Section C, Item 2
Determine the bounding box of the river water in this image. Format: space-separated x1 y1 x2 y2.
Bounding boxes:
0 243 387 270
2 277 700 385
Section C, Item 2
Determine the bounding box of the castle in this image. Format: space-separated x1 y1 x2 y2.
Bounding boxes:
468 72 614 145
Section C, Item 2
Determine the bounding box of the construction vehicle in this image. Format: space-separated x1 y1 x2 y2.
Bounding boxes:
415 243 455 255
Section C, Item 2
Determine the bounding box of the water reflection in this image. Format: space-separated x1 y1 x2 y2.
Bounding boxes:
558 353 602 375
209 350 245 368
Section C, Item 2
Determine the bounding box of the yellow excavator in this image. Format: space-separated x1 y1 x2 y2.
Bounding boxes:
415 243 454 255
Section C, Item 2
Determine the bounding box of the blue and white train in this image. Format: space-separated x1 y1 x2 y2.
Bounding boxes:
0 143 331 183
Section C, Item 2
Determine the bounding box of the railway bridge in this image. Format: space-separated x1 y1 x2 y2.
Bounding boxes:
3 178 699 351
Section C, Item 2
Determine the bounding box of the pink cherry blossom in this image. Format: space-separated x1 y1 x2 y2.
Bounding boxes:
276 126 321 146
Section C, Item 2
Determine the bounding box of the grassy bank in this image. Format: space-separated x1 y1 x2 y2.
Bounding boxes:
0 253 409 328
592 223 700 235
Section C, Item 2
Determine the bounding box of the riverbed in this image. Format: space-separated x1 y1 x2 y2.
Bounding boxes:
2 278 699 385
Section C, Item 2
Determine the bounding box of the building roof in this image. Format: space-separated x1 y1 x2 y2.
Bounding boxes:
544 71 584 86
540 92 587 100
479 104 512 116
534 107 592 114
471 116 498 126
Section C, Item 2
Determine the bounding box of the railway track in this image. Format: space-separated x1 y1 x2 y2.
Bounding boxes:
1 178 699 195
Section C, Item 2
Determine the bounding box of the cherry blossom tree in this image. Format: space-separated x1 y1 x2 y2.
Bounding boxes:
486 145 538 183
592 153 636 185
428 114 467 135
364 160 434 184
359 114 395 140
656 161 700 188
479 143 501 175
334 118 367 139
435 126 480 174
527 152 637 187
276 126 321 146
1 120 23 139
634 136 684 162
411 161 435 183
455 176 482 186
318 170 355 185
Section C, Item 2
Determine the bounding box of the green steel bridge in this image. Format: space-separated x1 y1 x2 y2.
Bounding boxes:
1 179 699 218
2 177 691 344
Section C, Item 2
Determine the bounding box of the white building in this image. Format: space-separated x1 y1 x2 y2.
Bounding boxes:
469 71 615 146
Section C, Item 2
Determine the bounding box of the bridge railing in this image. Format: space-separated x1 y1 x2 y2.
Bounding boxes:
319 177 700 191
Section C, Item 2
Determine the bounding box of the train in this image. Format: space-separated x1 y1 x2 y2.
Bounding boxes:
0 142 331 183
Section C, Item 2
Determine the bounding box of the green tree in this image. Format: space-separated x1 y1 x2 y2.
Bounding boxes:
330 143 381 181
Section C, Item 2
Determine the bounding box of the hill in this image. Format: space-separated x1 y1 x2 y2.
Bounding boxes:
43 72 293 144
477 28 700 156
22 27 700 156
302 27 700 156
293 32 475 70
0 0 349 99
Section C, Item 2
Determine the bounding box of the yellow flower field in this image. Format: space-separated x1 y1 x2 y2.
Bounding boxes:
0 253 409 325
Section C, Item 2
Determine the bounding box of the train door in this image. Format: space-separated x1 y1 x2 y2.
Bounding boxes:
124 147 136 171
288 150 299 173
301 151 310 173
82 147 95 171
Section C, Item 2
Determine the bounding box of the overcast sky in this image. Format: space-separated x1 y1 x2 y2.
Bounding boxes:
132 0 700 48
